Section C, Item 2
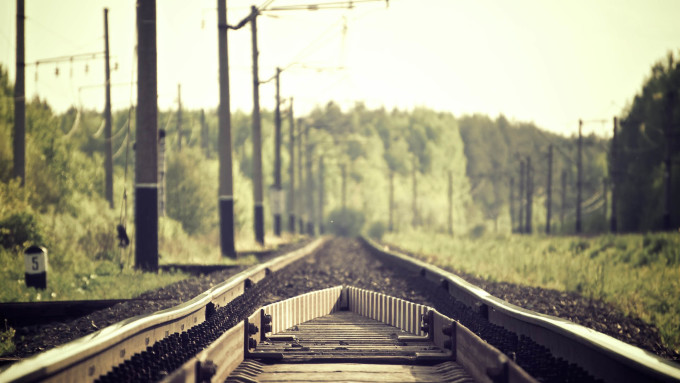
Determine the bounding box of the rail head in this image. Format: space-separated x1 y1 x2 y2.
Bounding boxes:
0 237 327 383
361 236 680 383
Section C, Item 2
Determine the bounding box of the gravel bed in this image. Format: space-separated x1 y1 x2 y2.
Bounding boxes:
97 237 602 382
3 240 310 361
4 237 679 382
381 241 680 362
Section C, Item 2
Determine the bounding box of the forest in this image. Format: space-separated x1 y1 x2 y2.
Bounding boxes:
1 51 679 272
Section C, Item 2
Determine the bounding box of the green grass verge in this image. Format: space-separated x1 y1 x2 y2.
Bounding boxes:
382 230 680 354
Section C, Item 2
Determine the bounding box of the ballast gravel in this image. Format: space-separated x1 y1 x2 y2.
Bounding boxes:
4 237 678 379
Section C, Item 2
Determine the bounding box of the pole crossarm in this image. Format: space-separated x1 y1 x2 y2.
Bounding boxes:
264 0 389 11
26 51 106 66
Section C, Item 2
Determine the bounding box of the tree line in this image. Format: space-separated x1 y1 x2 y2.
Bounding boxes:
1 50 678 255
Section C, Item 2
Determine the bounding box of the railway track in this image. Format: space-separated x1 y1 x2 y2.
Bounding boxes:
1 237 678 382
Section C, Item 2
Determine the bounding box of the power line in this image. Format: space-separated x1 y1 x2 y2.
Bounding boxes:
25 51 105 66
264 0 388 11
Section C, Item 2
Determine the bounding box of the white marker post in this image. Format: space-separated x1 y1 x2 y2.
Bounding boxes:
24 245 47 289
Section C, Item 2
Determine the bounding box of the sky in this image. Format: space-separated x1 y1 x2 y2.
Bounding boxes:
0 0 679 137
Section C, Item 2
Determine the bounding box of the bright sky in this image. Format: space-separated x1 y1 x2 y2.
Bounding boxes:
1 0 679 137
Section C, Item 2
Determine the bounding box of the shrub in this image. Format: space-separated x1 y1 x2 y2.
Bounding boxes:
327 208 365 237
0 212 44 249
165 148 218 235
469 224 486 239
367 221 386 240
0 320 15 356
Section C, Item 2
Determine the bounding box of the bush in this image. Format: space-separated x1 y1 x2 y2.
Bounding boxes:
367 221 386 240
0 212 44 249
165 148 218 235
327 208 365 237
469 224 486 239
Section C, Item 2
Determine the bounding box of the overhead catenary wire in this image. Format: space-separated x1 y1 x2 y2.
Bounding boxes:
112 131 129 160
264 0 388 12
62 108 82 139
25 51 106 66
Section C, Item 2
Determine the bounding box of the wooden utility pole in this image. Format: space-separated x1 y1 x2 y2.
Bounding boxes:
287 99 296 233
104 8 114 209
576 119 583 233
341 164 347 211
305 126 315 236
158 129 166 217
610 117 617 232
561 170 567 229
412 156 418 228
509 176 515 233
218 0 235 257
176 83 182 152
318 156 325 234
448 171 453 236
518 160 525 234
663 90 676 231
200 109 208 157
250 5 264 245
546 145 553 234
388 171 394 232
273 67 282 237
135 0 159 272
603 178 608 225
525 156 533 234
13 0 25 186
297 119 305 233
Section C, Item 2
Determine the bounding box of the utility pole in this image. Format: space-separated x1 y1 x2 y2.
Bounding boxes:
158 129 166 217
200 109 208 157
546 145 553 234
610 117 618 232
273 67 282 236
509 176 515 233
287 99 295 233
176 83 182 152
13 0 25 186
104 8 113 209
135 0 159 272
448 171 453 236
663 90 676 231
341 164 346 211
603 178 608 226
318 156 325 234
218 0 235 257
525 156 533 234
412 156 418 228
561 170 567 230
388 171 394 232
297 118 305 233
305 126 315 236
576 119 583 234
250 5 264 245
518 160 525 234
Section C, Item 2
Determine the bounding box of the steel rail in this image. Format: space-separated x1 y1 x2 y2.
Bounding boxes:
163 285 537 383
361 236 680 383
0 238 326 383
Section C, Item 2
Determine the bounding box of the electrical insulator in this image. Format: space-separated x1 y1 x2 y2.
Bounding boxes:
55 67 59 77
85 64 89 74
114 62 119 71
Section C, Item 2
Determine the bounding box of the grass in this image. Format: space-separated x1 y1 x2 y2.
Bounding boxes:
0 227 300 357
0 320 15 356
382 230 680 354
